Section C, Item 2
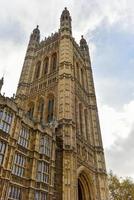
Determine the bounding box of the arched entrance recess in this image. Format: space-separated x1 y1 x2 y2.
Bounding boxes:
77 166 95 200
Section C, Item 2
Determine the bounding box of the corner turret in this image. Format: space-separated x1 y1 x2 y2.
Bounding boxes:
60 7 72 35
80 35 88 51
80 35 91 65
30 25 40 43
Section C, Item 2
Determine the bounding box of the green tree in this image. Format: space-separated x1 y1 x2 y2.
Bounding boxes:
108 171 134 200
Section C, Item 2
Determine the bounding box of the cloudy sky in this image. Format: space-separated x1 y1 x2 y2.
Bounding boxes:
0 0 134 178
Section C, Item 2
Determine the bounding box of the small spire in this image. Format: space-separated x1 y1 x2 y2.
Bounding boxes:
33 25 40 32
80 35 87 45
61 7 70 17
30 25 40 43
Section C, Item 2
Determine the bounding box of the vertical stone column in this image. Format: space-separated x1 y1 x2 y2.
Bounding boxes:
1 180 10 200
56 8 78 200
62 152 77 200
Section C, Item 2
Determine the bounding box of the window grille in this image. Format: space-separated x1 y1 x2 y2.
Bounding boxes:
12 153 26 177
18 126 30 148
8 185 21 200
0 109 13 134
36 161 49 183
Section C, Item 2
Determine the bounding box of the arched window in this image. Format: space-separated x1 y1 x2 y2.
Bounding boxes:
27 103 35 119
43 57 49 75
34 61 41 79
51 53 57 72
38 99 44 123
47 98 54 122
79 103 83 136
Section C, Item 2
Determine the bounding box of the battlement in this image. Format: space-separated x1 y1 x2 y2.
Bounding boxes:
39 31 60 49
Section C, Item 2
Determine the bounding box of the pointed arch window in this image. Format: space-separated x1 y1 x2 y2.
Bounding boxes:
38 99 44 123
43 57 49 75
34 61 41 79
27 103 34 119
51 53 57 72
47 98 54 123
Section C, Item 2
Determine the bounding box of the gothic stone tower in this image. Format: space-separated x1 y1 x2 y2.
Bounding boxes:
0 8 108 200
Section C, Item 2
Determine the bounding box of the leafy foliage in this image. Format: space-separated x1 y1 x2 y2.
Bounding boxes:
108 171 134 200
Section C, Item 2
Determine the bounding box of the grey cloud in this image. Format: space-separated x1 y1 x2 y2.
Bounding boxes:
0 20 26 44
0 0 73 40
0 0 134 45
94 77 134 110
105 125 134 177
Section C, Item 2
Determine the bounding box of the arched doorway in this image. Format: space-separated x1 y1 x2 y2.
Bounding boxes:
77 167 95 200
78 178 84 200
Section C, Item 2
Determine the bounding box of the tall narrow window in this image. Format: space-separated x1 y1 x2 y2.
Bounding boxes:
12 153 26 177
84 109 88 140
76 63 80 81
81 68 84 88
36 161 49 183
47 98 54 122
79 104 83 136
27 103 34 119
34 61 41 79
43 57 49 75
51 53 57 72
85 72 88 91
75 99 80 135
0 141 6 165
38 100 44 123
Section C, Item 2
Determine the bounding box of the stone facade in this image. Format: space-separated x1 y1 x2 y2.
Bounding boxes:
0 8 109 200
